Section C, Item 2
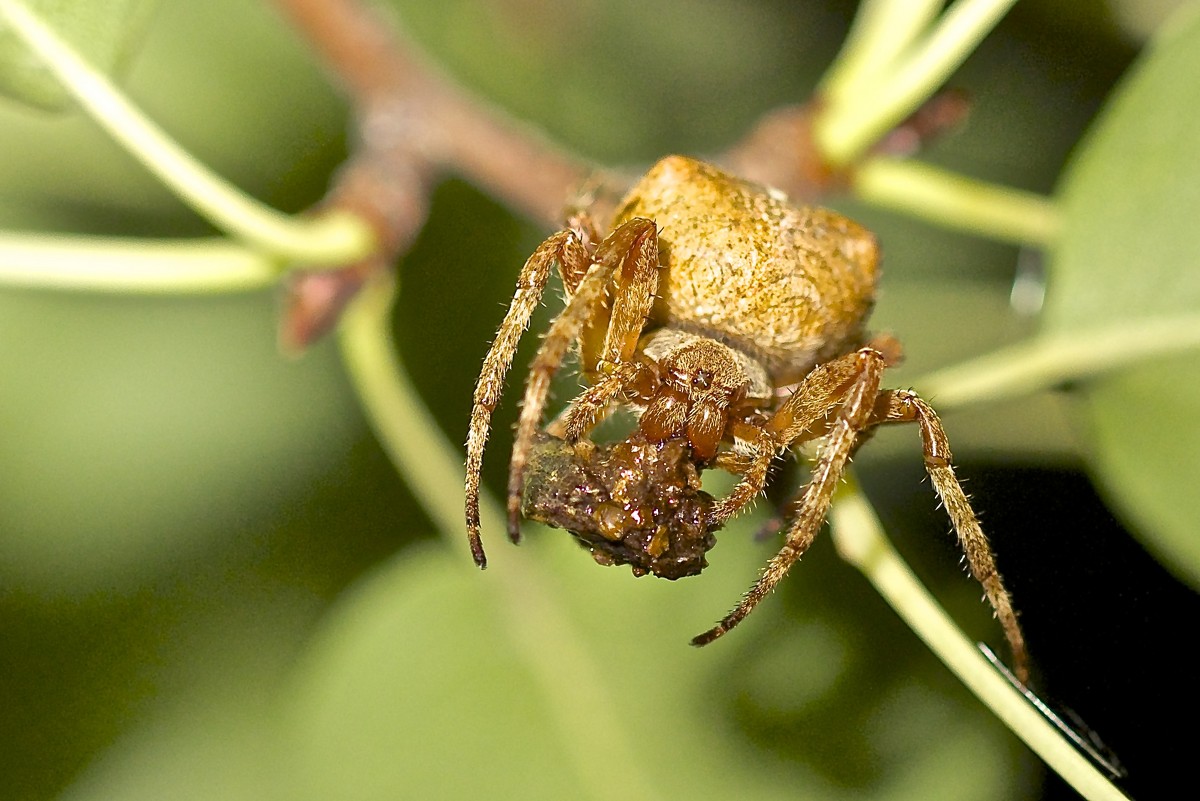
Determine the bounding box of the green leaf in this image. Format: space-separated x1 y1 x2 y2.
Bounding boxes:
281 537 1024 801
58 590 316 801
0 291 361 595
0 0 157 110
1043 6 1200 588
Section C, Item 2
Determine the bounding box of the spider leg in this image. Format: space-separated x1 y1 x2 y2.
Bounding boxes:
558 214 600 294
693 347 886 645
742 334 904 539
576 218 662 382
706 349 875 528
544 400 619 440
871 390 1029 683
465 230 589 567
599 225 660 365
560 360 656 442
706 423 776 526
506 218 659 541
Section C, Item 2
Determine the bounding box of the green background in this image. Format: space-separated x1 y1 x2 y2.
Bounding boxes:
0 1 1195 800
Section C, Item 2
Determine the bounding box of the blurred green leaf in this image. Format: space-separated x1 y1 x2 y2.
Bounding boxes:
0 291 362 595
61 697 281 801
1043 6 1200 588
57 587 316 801
282 537 1023 801
0 0 158 109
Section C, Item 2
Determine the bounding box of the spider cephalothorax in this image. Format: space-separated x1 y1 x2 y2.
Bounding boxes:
564 329 770 461
465 155 1028 681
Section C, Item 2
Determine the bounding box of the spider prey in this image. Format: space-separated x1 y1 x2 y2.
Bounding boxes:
464 155 1028 681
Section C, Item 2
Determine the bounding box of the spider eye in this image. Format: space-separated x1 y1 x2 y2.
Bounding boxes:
667 367 690 389
693 368 713 390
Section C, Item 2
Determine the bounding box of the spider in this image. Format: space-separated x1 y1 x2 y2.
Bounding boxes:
464 155 1028 681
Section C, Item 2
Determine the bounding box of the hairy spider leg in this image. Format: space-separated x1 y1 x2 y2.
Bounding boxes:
871 389 1029 683
692 346 886 646
465 230 590 567
705 350 876 528
559 214 663 441
560 360 652 442
691 349 1029 684
505 218 660 542
571 219 660 383
739 335 906 541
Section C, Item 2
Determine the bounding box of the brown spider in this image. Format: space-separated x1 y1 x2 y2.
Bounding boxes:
464 155 1028 681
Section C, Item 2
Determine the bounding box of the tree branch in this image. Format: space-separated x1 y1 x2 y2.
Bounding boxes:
272 0 598 231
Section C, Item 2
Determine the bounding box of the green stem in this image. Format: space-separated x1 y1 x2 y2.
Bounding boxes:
0 0 374 265
830 473 1130 801
0 232 279 293
916 314 1200 409
335 272 474 541
855 158 1062 248
817 0 1019 167
821 0 943 107
335 275 662 801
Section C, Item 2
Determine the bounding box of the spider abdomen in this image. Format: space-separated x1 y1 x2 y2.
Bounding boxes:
612 155 879 383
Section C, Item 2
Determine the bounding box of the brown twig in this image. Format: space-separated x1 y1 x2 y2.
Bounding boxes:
722 89 971 203
273 0 613 348
720 102 844 203
273 0 595 230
